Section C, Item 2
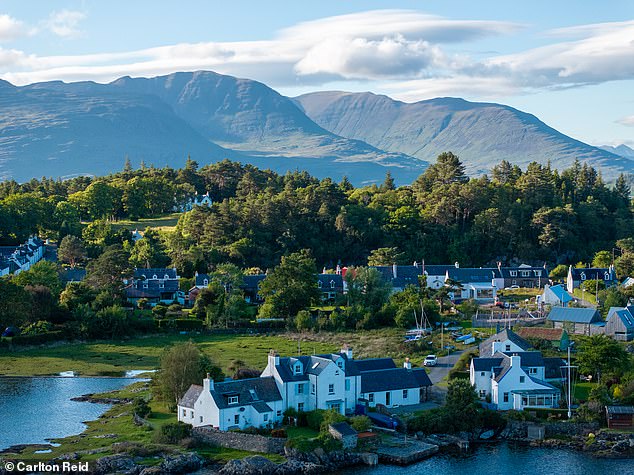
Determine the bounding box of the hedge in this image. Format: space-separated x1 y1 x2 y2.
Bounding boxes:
7 331 66 346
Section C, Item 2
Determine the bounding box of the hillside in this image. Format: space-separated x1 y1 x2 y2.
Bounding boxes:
295 91 633 180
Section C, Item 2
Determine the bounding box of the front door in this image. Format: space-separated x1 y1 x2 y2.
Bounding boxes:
385 391 391 406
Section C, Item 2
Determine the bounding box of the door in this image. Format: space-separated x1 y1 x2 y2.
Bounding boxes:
385 391 391 406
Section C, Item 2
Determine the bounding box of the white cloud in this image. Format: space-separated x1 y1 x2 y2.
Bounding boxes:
45 10 86 38
0 14 28 42
617 115 634 127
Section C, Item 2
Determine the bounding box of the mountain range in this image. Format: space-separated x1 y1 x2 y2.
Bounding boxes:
0 70 630 184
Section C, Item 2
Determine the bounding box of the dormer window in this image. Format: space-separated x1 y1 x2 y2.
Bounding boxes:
510 271 517 277
330 280 335 289
203 279 209 286
580 273 586 280
317 281 323 289
153 274 158 279
159 283 164 289
521 271 530 277
294 364 302 374
604 272 610 280
164 274 170 279
535 270 542 277
228 396 238 405
337 361 343 369
143 283 148 289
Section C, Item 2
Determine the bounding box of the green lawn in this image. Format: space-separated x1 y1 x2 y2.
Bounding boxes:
286 426 319 439
109 213 182 232
572 288 597 305
574 381 596 402
0 329 414 377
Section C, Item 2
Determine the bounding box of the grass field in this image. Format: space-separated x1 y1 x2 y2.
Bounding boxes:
0 329 418 377
572 288 597 305
109 213 182 232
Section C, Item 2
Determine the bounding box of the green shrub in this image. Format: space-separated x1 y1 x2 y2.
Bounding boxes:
153 422 191 444
11 331 65 345
350 415 371 432
306 409 327 431
320 409 347 432
133 398 151 419
173 319 204 331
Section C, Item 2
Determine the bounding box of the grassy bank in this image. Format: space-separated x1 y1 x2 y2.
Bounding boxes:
108 213 182 232
0 329 415 377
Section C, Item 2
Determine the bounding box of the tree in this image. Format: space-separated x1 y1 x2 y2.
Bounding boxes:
258 250 320 320
59 282 97 311
58 235 86 268
128 229 170 269
367 247 404 266
576 335 631 382
85 247 131 294
592 250 612 269
13 261 62 298
294 310 313 331
0 279 32 330
157 341 224 410
549 264 568 282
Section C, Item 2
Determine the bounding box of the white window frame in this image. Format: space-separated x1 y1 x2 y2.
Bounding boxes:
228 396 238 405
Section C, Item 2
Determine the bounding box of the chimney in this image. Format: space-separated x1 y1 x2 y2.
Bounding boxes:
322 267 327 274
393 263 398 279
455 261 460 268
510 355 521 368
413 261 418 268
403 357 412 370
268 349 280 367
497 262 502 272
336 264 341 275
203 372 214 392
341 344 353 360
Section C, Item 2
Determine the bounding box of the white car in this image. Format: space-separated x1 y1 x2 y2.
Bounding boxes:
424 355 438 367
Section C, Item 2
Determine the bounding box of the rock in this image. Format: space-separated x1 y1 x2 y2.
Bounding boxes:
58 452 80 460
95 455 139 475
480 430 495 440
139 467 165 475
219 455 277 475
160 453 204 474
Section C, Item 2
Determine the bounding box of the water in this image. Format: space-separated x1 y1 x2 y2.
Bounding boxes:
345 443 633 475
0 377 138 450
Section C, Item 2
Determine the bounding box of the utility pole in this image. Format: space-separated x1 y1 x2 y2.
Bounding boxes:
567 345 572 419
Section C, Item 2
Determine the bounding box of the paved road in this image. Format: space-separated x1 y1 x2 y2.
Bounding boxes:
426 350 465 384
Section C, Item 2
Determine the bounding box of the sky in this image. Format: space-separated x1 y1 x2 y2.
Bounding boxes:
0 1 633 147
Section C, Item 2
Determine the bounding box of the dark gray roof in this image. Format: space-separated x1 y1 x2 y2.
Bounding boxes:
543 357 566 379
241 274 266 291
195 273 211 287
370 265 423 289
179 384 203 409
361 368 432 393
447 267 500 283
275 353 361 381
60 269 87 283
502 351 544 367
252 401 273 413
134 268 178 280
569 267 615 281
493 357 512 382
472 357 503 371
607 307 634 330
330 422 357 437
499 267 546 278
210 376 282 410
317 274 344 292
354 358 397 373
423 265 454 276
479 329 531 357
548 307 602 324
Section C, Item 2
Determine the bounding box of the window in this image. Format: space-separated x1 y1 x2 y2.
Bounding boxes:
203 279 208 286
337 361 343 369
368 393 374 403
330 280 335 289
479 390 486 398
328 384 334 394
264 414 269 422
297 383 304 394
403 389 408 399
228 396 238 405
190 411 194 419
234 415 239 425
317 281 322 289
510 271 517 277
277 410 282 417
143 282 148 289
520 376 525 383
164 274 170 279
581 273 586 281
153 274 158 279
294 364 302 374
503 392 509 403
529 368 537 374
182 409 186 417
311 383 316 394
345 379 350 391
521 271 530 277
480 372 485 376
512 279 517 285
335 370 339 376
200 416 203 423
298 403 305 412
505 344 511 351
535 270 542 277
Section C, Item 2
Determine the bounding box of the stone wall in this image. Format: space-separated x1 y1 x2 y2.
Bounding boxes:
193 427 286 454
501 420 599 440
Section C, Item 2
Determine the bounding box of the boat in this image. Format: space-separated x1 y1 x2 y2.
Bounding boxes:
455 333 473 342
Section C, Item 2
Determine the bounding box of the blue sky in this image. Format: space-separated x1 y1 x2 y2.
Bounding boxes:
0 1 633 147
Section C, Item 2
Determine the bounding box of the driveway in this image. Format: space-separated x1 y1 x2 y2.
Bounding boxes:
425 350 465 385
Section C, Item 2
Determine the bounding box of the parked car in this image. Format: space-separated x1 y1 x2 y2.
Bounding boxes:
424 354 438 366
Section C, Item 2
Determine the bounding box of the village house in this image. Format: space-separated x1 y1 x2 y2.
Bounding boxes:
178 346 432 431
124 268 183 306
175 192 213 212
494 264 548 289
541 284 573 307
604 306 634 341
445 265 499 302
566 265 616 293
479 329 531 357
422 264 455 290
370 264 423 293
547 307 604 335
0 236 45 275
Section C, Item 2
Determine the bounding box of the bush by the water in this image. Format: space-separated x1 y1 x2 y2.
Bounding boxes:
133 398 151 418
154 422 191 444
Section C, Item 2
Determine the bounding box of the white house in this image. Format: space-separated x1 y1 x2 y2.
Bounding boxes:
0 236 45 275
471 352 562 411
179 346 432 431
541 284 573 307
479 329 531 357
567 265 616 293
445 266 499 302
176 192 214 212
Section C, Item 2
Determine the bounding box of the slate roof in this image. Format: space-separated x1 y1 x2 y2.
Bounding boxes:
179 384 203 409
543 358 567 379
133 268 178 280
606 307 634 330
516 327 566 341
241 274 266 291
195 273 211 287
60 269 87 283
354 358 397 373
317 274 344 292
569 267 614 281
606 406 634 415
330 422 357 437
423 265 455 276
472 357 503 371
275 353 361 382
547 307 602 324
252 401 273 414
502 351 544 367
370 265 423 289
360 368 431 393
479 329 531 357
446 267 500 283
544 284 573 303
499 267 546 278
210 376 282 410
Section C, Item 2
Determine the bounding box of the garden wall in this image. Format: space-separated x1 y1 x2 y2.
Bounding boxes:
192 427 286 454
